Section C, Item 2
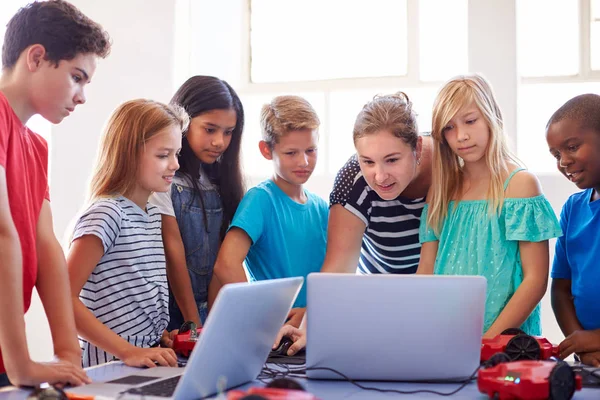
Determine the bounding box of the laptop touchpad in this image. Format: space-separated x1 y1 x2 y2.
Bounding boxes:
106 375 160 385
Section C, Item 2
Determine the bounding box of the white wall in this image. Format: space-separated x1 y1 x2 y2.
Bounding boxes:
24 0 580 361
25 0 178 361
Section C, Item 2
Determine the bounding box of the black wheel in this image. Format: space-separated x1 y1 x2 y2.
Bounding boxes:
505 334 541 361
485 352 512 368
179 320 197 334
492 392 500 400
501 328 526 336
549 361 576 400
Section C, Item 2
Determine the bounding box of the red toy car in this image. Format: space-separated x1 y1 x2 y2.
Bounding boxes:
173 324 202 357
227 387 319 400
481 329 559 363
478 360 582 400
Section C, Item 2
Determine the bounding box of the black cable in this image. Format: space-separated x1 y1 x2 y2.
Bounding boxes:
571 366 600 384
259 363 481 396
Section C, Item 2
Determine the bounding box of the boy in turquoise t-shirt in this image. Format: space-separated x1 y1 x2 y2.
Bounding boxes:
209 95 328 327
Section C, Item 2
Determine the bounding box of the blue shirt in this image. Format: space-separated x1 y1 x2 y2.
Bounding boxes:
230 179 329 307
552 188 600 330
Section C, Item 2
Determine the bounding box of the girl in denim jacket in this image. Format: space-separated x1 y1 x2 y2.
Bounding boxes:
150 76 245 329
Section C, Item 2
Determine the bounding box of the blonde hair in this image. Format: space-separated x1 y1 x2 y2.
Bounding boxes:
353 92 418 149
260 95 320 147
88 99 189 202
427 74 520 234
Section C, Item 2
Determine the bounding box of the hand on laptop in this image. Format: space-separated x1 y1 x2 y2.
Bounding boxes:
120 346 178 368
8 359 90 387
273 325 306 356
286 307 306 328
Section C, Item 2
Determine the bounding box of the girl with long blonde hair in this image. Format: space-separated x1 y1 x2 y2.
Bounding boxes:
67 99 189 367
418 74 561 338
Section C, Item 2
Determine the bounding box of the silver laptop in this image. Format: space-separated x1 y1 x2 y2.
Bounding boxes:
67 277 303 399
306 273 486 381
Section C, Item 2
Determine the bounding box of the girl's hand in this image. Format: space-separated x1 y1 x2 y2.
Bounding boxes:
120 346 178 368
160 330 175 348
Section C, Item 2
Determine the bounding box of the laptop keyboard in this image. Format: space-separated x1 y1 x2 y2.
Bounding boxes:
126 375 182 397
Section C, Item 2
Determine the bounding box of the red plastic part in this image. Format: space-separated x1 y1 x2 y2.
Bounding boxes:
481 334 560 362
172 327 203 357
227 387 319 400
477 360 582 400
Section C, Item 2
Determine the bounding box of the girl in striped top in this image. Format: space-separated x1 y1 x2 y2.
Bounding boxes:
66 99 189 367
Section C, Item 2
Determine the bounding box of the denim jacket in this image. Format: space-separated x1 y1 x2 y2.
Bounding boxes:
168 171 223 329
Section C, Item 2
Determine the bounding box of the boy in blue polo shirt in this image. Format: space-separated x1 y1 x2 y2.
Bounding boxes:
209 95 328 327
546 94 600 367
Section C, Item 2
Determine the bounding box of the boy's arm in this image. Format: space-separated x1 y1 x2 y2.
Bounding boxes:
320 205 365 273
208 228 251 307
550 198 583 338
35 200 82 366
0 168 88 386
551 279 583 337
161 214 201 326
67 235 177 368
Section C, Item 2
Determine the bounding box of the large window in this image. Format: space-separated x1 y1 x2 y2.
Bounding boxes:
517 0 600 172
180 0 600 176
243 0 468 178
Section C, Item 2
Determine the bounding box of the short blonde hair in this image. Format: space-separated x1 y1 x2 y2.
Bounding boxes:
89 99 189 202
260 95 320 147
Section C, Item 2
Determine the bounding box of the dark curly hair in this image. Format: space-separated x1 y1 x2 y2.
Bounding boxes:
2 0 111 69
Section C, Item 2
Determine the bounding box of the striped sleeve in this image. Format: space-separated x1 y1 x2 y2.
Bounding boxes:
73 200 122 253
330 154 362 207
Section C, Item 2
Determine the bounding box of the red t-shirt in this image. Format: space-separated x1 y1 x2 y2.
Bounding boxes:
0 91 49 374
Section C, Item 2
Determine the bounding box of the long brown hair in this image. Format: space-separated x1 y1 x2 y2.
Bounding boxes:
88 99 189 201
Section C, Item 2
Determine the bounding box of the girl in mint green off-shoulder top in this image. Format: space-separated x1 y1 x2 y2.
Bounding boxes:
420 74 561 338
419 168 561 335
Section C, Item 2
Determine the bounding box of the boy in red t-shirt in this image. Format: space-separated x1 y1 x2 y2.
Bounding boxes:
0 0 110 387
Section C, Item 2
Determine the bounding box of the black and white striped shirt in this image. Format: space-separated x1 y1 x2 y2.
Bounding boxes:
330 155 426 274
72 196 169 367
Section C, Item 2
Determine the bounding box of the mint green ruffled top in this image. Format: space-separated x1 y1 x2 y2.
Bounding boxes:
419 169 562 335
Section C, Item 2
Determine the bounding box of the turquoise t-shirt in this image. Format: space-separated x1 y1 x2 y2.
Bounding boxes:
552 188 600 330
230 179 329 307
419 169 562 335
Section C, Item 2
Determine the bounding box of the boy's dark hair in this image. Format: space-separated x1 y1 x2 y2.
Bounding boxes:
547 93 600 133
2 0 111 69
